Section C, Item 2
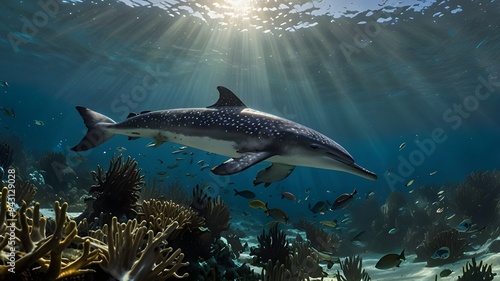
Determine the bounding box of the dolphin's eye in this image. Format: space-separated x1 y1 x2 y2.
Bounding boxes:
310 144 320 149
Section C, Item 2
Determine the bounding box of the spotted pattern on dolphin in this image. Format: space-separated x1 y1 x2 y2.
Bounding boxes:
71 86 377 183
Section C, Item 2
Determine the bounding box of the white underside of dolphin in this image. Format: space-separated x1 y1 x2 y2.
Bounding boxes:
71 86 377 185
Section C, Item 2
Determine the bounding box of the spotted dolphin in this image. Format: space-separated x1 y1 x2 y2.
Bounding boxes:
71 86 377 184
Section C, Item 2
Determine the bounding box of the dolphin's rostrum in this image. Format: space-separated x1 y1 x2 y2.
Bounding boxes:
71 86 377 184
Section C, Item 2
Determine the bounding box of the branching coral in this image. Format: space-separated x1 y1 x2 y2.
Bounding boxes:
337 255 371 281
139 199 204 240
98 217 189 280
457 257 497 281
79 155 144 225
415 229 468 266
1 200 100 279
250 224 290 266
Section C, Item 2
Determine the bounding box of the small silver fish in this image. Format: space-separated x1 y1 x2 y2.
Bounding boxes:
399 142 406 151
116 146 127 152
281 191 296 201
34 120 44 126
388 228 398 234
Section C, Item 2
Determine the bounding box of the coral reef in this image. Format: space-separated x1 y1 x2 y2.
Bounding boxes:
250 224 290 266
457 257 497 281
337 255 371 281
449 171 500 228
97 217 189 280
139 199 205 240
415 229 468 266
0 140 14 173
0 198 100 280
76 155 144 226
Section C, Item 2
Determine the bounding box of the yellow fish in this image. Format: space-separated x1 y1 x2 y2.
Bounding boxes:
320 220 338 228
405 179 414 187
248 199 267 210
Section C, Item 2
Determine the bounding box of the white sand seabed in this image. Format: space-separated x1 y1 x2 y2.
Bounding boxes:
239 248 500 280
237 229 500 281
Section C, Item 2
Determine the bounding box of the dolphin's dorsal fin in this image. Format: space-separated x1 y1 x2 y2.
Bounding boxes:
208 86 247 108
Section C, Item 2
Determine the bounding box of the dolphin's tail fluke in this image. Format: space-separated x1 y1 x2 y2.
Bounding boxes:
71 106 115 151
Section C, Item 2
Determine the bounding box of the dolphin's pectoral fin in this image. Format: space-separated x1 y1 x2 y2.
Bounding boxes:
211 151 275 175
254 163 295 187
146 133 167 148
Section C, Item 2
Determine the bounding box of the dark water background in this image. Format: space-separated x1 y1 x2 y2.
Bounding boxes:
0 0 499 221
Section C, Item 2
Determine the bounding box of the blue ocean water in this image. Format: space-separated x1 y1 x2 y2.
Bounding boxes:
1 0 499 279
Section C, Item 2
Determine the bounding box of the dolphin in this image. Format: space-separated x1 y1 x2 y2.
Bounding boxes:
71 86 377 183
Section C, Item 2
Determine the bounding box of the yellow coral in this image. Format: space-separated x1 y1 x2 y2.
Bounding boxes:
99 217 189 280
1 200 100 280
